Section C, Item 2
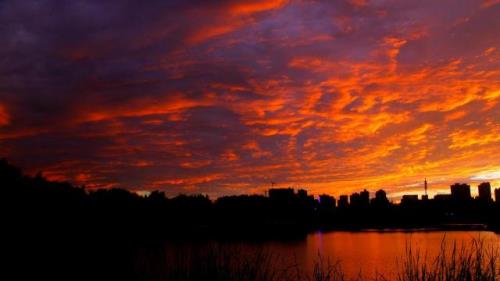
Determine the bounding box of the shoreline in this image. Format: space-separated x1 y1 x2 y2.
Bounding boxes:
315 223 493 233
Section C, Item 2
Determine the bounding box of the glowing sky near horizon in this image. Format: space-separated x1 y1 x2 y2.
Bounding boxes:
0 0 499 199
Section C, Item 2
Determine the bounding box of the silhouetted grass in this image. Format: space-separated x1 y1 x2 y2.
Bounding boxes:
135 244 345 281
133 238 498 281
397 238 498 281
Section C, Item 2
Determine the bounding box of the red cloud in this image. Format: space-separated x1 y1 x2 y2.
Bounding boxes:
0 104 9 127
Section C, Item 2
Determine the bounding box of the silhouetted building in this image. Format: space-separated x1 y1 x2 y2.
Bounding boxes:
338 195 349 208
434 194 452 201
350 189 369 208
371 189 389 207
375 189 387 201
450 183 471 201
349 192 360 208
297 189 308 199
495 188 500 203
319 194 336 209
297 189 316 207
269 188 294 201
360 189 369 205
478 182 492 201
401 195 419 205
422 195 429 201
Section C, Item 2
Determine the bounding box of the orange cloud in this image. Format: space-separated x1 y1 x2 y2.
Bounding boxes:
81 93 213 123
180 160 213 169
188 0 287 44
153 174 224 187
383 37 407 72
445 111 467 122
188 22 245 45
221 150 240 161
449 128 500 149
405 124 433 146
229 0 288 15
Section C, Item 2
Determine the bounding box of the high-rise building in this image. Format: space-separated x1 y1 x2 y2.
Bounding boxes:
350 189 370 208
478 182 492 201
319 194 336 209
371 189 389 207
450 183 471 200
401 195 419 205
360 189 370 206
350 192 360 207
338 195 349 208
269 188 294 201
297 189 308 199
495 188 500 204
434 194 452 201
375 189 387 201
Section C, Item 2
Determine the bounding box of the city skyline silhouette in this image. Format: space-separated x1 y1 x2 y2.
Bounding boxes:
2 158 499 233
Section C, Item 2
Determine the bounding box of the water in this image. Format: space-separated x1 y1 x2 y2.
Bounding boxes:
152 230 500 280
263 230 500 279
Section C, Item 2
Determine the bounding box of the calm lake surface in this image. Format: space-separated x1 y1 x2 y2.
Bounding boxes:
156 231 500 280
263 231 500 279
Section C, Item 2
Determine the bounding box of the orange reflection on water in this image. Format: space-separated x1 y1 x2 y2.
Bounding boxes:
265 231 500 280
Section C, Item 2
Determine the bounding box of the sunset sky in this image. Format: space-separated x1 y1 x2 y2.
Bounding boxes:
0 0 499 199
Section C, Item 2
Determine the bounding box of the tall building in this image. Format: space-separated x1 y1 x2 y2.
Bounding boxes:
349 192 360 207
371 189 389 207
269 188 294 201
297 189 308 199
450 183 471 200
375 189 387 201
319 194 336 209
360 189 370 206
495 188 500 203
350 190 369 208
478 182 492 201
338 195 349 208
434 194 452 201
401 195 419 205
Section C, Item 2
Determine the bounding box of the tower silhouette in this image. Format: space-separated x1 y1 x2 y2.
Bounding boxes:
421 178 429 200
424 178 428 196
